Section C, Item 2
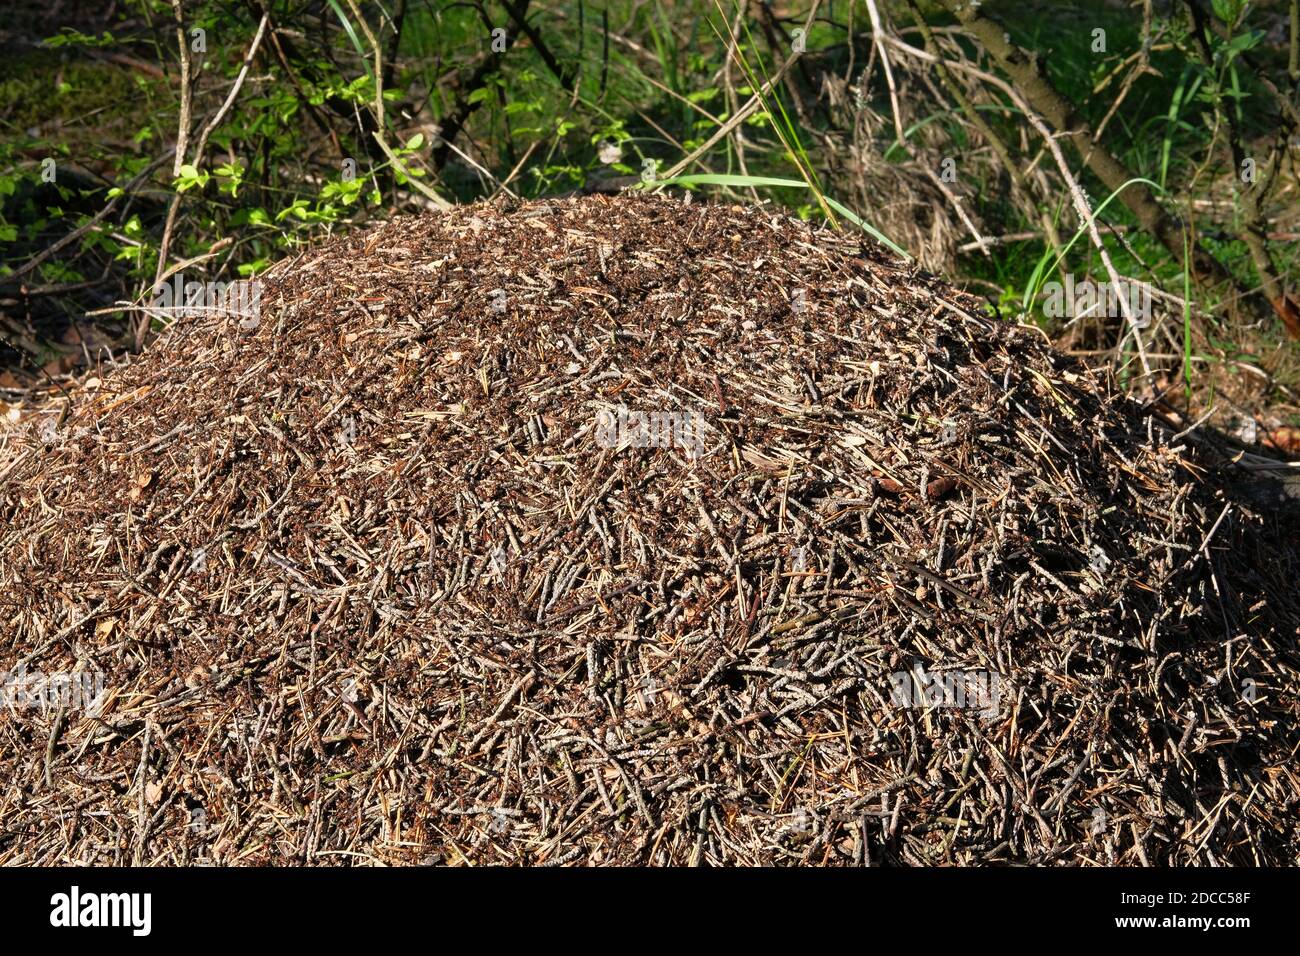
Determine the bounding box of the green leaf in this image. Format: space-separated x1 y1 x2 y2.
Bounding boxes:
275 199 311 222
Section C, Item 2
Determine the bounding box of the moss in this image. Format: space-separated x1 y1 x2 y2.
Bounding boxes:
0 52 161 131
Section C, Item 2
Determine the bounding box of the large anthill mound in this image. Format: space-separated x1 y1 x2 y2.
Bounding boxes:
1 195 1297 865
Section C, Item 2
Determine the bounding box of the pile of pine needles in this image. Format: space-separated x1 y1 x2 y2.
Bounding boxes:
1 194 1296 865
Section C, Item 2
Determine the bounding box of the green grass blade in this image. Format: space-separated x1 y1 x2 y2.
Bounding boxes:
1020 177 1163 315
822 196 911 259
1160 66 1200 191
644 175 910 259
326 0 367 59
1183 229 1193 399
648 173 810 189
